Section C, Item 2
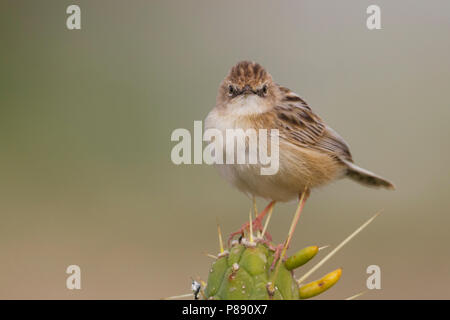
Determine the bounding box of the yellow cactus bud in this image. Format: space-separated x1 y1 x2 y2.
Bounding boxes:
284 246 318 271
299 268 342 299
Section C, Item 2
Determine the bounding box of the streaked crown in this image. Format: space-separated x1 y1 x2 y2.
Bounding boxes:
227 61 272 89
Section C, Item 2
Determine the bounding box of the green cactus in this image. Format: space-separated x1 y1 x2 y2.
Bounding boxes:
166 200 379 300
204 240 341 300
196 203 379 300
204 239 340 300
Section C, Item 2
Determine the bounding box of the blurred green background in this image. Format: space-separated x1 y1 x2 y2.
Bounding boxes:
1 0 449 299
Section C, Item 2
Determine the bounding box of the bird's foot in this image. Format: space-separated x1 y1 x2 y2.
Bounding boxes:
227 201 275 246
269 243 286 270
227 218 273 246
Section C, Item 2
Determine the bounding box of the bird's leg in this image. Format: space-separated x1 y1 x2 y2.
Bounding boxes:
228 200 276 246
270 189 310 270
252 200 276 241
269 243 285 270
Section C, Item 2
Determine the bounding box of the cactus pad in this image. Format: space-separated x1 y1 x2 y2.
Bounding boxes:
205 241 300 300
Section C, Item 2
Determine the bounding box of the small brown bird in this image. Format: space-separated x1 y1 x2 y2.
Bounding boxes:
205 61 394 241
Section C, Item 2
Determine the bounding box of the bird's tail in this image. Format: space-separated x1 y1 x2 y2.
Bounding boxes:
341 159 395 190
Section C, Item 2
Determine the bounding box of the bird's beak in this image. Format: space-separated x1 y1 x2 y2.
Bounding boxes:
242 85 253 95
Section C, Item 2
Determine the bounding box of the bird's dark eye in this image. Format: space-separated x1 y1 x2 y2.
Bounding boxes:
228 85 234 96
262 84 268 95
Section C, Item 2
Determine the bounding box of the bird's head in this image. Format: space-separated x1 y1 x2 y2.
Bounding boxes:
217 61 279 112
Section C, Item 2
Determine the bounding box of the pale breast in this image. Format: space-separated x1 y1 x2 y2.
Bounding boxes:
204 102 345 202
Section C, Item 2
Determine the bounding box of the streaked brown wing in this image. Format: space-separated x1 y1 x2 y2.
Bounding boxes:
274 86 353 162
